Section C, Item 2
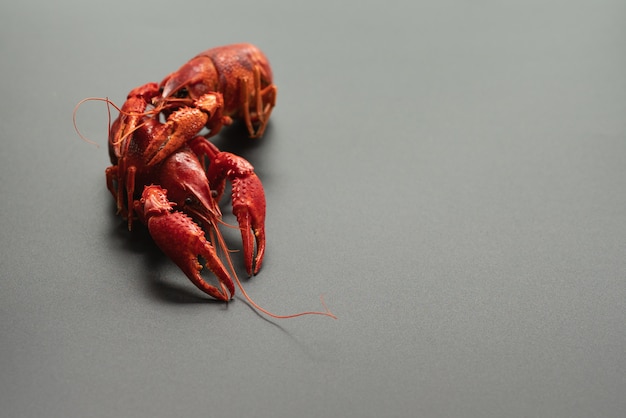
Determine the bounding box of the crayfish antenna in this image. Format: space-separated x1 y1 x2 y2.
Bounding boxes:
73 96 164 147
73 96 123 147
212 225 337 320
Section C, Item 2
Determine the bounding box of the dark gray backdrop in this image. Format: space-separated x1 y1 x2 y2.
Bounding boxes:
1 1 625 417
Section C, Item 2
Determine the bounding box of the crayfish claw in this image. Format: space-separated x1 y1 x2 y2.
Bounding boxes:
232 176 266 276
137 185 235 301
145 107 208 167
189 138 267 276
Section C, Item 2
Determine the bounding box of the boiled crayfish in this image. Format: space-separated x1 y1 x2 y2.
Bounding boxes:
75 44 335 319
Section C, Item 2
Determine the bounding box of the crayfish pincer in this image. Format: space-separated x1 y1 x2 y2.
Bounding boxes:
136 185 235 301
74 43 335 320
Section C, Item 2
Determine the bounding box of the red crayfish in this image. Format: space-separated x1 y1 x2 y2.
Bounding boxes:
75 43 335 319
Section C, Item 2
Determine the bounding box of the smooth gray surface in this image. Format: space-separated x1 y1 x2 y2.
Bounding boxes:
1 1 625 417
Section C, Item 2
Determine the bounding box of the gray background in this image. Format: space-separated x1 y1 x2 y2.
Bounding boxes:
1 1 625 417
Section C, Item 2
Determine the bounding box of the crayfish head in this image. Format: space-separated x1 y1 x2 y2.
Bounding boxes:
157 56 219 110
155 148 222 228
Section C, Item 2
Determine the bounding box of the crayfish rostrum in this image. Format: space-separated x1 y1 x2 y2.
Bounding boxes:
75 44 335 319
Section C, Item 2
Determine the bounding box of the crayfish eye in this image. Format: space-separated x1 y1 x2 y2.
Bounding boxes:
184 197 195 206
173 87 189 99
